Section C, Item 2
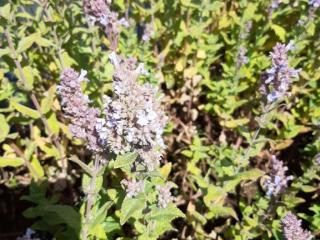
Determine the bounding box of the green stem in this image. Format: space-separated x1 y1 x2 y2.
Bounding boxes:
82 155 101 240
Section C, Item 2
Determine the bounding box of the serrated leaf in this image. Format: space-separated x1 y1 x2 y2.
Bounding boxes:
12 101 41 119
17 32 40 53
220 118 249 128
47 112 60 135
90 224 107 239
242 3 257 21
207 204 238 220
114 152 138 169
82 172 103 194
31 156 44 179
147 203 185 222
23 204 81 232
120 195 145 225
0 157 24 167
203 186 227 207
24 142 37 161
160 162 172 179
0 3 11 20
41 85 56 114
36 37 53 47
69 155 93 176
271 24 286 42
14 66 35 90
0 114 9 142
89 201 113 229
224 168 265 192
61 50 77 66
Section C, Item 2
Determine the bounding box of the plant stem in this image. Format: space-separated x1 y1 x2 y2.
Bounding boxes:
242 127 261 164
82 155 101 240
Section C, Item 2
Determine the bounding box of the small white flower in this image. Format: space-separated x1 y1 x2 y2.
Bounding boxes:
118 17 130 27
109 52 119 66
78 69 88 82
136 63 149 76
99 14 108 26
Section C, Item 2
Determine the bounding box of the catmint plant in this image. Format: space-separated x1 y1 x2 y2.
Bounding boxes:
239 20 252 40
57 0 183 239
263 155 293 197
236 46 249 70
260 41 300 103
58 68 103 153
156 183 174 208
282 212 313 240
142 22 154 42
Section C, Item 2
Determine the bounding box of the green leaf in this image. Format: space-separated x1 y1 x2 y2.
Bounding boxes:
89 201 113 229
220 118 249 128
120 195 145 225
40 85 56 114
271 24 286 42
207 204 238 220
47 112 60 135
242 3 257 21
203 186 227 207
90 224 107 239
31 156 44 179
82 173 103 195
307 22 315 36
0 3 11 20
61 50 77 67
147 203 184 222
114 152 138 169
11 101 41 119
17 32 40 53
224 168 265 192
14 66 36 90
35 37 53 47
0 48 10 57
0 114 9 142
24 142 37 161
0 157 24 167
69 156 93 176
23 204 81 232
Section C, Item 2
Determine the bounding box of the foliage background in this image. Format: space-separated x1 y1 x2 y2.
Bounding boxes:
0 0 319 239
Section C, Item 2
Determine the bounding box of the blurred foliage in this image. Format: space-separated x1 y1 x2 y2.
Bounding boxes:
0 0 320 239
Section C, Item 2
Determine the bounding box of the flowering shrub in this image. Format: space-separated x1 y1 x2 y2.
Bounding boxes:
0 0 319 239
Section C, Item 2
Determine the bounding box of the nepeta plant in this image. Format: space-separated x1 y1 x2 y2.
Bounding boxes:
260 42 299 103
282 212 313 240
57 0 183 239
58 68 102 153
263 155 293 197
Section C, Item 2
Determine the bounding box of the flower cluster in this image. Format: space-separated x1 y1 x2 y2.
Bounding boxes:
239 21 252 40
260 42 300 103
156 183 174 208
263 155 293 197
281 212 313 240
58 68 102 152
309 0 320 8
98 52 168 170
142 23 154 42
83 0 128 50
236 46 249 69
122 179 144 198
